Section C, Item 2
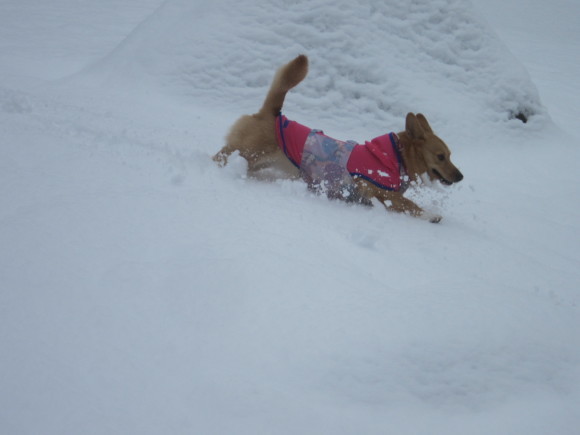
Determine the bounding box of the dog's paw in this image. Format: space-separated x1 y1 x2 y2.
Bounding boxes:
420 211 443 223
429 215 442 224
212 152 227 167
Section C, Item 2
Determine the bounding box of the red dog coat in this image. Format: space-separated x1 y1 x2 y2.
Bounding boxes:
275 113 407 199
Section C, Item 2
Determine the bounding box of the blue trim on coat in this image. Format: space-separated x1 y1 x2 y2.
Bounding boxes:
277 112 300 168
390 132 403 168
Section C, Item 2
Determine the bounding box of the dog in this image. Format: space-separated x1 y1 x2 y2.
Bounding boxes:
214 55 463 223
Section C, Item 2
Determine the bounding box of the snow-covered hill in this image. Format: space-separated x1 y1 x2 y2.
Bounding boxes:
1 1 579 434
70 0 544 134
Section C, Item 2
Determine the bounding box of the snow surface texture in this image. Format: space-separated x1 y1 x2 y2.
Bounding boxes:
71 0 544 134
1 0 579 434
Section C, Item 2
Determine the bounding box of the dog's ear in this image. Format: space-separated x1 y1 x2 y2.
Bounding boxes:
405 113 425 140
416 113 433 134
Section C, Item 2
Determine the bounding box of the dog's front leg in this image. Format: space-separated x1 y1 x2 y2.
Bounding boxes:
354 179 441 222
380 192 442 223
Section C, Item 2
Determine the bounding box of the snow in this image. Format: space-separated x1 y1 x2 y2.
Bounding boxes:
1 0 579 434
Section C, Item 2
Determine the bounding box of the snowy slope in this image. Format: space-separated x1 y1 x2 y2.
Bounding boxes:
1 1 579 434
71 0 544 135
473 0 580 135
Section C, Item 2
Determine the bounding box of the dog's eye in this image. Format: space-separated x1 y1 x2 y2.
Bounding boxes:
437 154 445 161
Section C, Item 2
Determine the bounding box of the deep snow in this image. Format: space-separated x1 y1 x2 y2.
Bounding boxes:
1 1 579 434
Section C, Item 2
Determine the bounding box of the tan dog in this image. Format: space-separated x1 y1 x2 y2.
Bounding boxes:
214 55 463 222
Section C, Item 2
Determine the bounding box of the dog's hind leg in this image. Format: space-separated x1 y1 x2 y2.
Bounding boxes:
215 114 275 169
213 141 238 166
214 55 308 170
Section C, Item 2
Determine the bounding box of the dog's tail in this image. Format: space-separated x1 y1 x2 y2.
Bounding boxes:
258 55 309 117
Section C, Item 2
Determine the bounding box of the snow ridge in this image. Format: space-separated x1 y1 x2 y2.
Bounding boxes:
76 0 544 134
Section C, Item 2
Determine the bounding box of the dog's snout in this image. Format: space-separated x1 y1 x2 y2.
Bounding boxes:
454 170 464 182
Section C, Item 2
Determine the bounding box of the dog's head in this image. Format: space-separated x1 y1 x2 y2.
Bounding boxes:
404 113 463 185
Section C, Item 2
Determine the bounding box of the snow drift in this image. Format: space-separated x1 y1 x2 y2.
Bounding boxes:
77 0 544 134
